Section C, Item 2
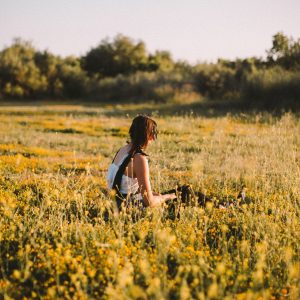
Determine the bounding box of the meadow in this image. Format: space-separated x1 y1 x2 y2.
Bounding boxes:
0 102 299 299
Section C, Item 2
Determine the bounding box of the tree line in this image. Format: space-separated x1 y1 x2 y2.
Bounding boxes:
0 32 299 108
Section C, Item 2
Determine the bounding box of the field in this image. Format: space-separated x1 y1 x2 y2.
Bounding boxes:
0 103 299 299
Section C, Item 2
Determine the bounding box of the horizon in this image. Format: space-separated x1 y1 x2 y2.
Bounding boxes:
1 0 300 64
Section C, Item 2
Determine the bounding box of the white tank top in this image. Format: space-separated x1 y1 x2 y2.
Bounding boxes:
106 152 139 194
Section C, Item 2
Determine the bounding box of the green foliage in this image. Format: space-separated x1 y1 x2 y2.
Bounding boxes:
0 32 300 108
194 63 238 99
193 46 300 108
193 58 264 100
34 51 63 97
56 56 88 98
0 39 47 98
242 67 300 108
267 32 300 70
88 71 197 103
148 50 175 72
81 34 149 77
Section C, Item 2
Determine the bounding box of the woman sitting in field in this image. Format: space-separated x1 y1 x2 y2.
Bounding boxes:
107 115 249 212
106 115 176 210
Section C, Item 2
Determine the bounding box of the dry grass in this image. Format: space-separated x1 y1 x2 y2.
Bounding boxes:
0 104 299 299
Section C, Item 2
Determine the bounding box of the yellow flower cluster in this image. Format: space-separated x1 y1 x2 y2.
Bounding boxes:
0 107 299 299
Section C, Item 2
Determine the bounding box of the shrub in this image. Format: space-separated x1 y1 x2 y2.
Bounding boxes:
242 67 300 108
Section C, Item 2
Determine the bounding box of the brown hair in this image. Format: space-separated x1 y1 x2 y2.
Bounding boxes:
128 115 157 155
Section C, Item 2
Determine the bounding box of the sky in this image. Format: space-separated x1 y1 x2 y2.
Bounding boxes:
1 0 300 64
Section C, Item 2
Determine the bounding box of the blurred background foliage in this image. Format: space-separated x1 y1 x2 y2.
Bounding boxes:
0 32 299 108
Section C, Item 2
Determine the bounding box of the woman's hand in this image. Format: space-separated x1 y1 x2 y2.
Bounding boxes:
149 193 176 207
153 192 176 200
161 193 176 201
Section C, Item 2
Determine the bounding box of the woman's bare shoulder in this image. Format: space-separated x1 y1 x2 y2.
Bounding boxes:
133 153 148 165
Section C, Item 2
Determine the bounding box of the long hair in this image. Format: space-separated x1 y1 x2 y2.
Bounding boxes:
128 115 157 155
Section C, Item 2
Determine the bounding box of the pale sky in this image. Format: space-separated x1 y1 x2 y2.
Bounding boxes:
1 0 300 64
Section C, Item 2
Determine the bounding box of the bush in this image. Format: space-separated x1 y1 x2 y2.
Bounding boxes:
242 67 300 108
87 71 198 103
193 63 238 99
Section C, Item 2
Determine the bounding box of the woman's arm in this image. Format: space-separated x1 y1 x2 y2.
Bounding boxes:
133 154 175 207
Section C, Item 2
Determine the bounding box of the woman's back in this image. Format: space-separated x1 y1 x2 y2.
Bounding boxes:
106 115 176 208
106 145 139 194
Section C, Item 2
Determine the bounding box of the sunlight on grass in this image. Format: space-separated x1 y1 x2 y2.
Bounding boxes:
0 104 299 299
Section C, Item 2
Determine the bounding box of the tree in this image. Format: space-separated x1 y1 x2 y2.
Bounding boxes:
56 56 88 98
267 32 290 61
81 34 149 77
148 50 174 72
267 32 300 69
0 38 48 98
34 50 63 97
193 63 237 99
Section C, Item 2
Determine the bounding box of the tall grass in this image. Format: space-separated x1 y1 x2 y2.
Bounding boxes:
0 105 299 299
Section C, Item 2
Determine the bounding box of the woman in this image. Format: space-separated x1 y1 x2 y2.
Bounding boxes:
106 115 176 210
